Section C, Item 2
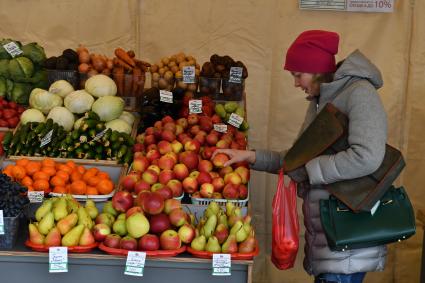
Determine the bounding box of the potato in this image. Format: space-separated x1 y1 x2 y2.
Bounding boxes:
158 68 166 76
150 64 159 73
152 72 160 82
162 57 170 65
164 71 174 81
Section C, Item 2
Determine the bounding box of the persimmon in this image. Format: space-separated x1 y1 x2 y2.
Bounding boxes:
70 171 82 182
53 186 67 194
12 165 26 180
16 158 29 167
70 180 87 195
33 179 49 192
56 170 70 182
86 186 99 195
21 176 33 187
2 166 14 178
25 161 41 176
97 172 110 179
65 160 76 170
57 164 72 174
87 176 101 186
33 171 50 180
42 166 56 177
76 165 86 175
96 179 114 195
50 176 66 187
42 158 56 168
83 170 97 182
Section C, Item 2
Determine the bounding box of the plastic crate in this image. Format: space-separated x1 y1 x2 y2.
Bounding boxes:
0 213 21 249
190 190 249 207
47 69 79 89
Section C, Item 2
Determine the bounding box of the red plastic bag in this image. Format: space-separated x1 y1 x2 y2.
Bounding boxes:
271 169 299 270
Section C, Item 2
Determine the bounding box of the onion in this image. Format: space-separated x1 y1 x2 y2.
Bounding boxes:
76 44 88 55
92 57 106 72
79 51 90 64
78 63 90 73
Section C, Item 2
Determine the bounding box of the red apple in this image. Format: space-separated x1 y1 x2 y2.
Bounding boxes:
166 179 183 198
156 186 173 200
144 134 156 146
161 129 176 142
189 170 200 179
164 199 182 215
238 184 248 199
134 180 151 195
184 139 201 153
162 115 174 124
147 165 161 175
159 169 175 185
142 191 165 215
147 143 158 152
211 114 222 124
173 163 189 180
201 146 216 160
176 117 188 129
212 177 225 193
224 172 242 185
177 133 191 145
151 183 165 192
112 191 134 213
206 133 219 146
219 166 233 177
142 169 159 185
160 230 181 250
200 183 214 198
163 122 176 133
149 213 171 234
191 191 201 198
154 120 163 129
234 166 250 184
104 234 121 248
120 236 138 250
146 149 161 162
179 151 199 171
212 153 230 168
187 114 199 125
158 140 173 155
196 171 212 185
158 155 176 170
193 132 206 145
120 175 137 192
132 156 150 172
209 172 219 179
216 139 230 149
198 159 213 172
199 116 213 132
168 208 188 227
170 140 183 154
126 206 143 218
132 143 144 153
182 176 198 194
222 183 240 199
139 234 160 251
178 224 196 244
93 223 111 242
212 192 223 199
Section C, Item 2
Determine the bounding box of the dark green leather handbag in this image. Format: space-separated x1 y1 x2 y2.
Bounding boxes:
320 186 416 251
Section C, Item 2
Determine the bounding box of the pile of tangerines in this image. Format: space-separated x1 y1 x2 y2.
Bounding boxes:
2 158 114 195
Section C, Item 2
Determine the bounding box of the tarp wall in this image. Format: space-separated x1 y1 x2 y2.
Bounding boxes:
0 0 423 282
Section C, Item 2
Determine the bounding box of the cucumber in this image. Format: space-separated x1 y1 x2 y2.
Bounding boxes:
81 119 98 131
117 145 128 159
2 131 13 148
110 130 119 143
86 111 100 120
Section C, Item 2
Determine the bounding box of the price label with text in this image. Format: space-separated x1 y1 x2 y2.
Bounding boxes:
189 99 203 114
227 113 244 128
229 67 243 83
160 90 173 103
183 66 196 83
28 191 44 203
3 42 23 57
92 128 108 142
0 210 4 235
49 247 68 273
40 130 53 148
124 251 146 276
213 124 228 133
212 254 231 276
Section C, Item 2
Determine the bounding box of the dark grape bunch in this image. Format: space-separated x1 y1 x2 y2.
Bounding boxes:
0 173 29 217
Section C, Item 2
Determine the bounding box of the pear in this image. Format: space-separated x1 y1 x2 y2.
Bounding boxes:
77 207 94 229
222 235 238 253
225 202 235 217
66 196 80 213
53 198 68 221
28 223 45 245
62 224 85 246
238 231 256 253
214 223 229 244
188 213 196 225
214 104 226 119
224 101 238 113
38 212 55 235
243 222 252 235
230 220 248 242
35 199 53 221
204 207 217 219
196 216 207 231
112 219 127 236
234 106 245 118
205 236 221 253
79 227 95 246
57 213 78 235
201 214 217 239
102 201 118 217
126 212 149 238
117 213 126 221
85 200 99 220
206 201 221 216
45 227 61 247
190 235 206 251
228 208 243 227
218 212 228 228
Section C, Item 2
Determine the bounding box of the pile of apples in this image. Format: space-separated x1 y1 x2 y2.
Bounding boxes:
124 114 250 200
190 201 256 254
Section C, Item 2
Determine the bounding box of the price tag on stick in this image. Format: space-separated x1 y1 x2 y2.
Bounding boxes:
40 130 53 147
213 124 228 133
3 42 23 58
92 128 107 142
28 191 44 203
227 113 244 128
160 90 173 103
189 99 203 114
124 251 146 276
0 210 4 235
229 67 243 83
49 247 68 273
212 254 231 276
183 66 196 83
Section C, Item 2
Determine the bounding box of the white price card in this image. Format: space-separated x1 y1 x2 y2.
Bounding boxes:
160 90 173 103
183 66 196 83
124 251 146 277
212 254 231 276
189 99 203 114
213 123 228 133
92 128 108 142
227 113 244 128
49 247 68 273
28 191 44 203
229 67 243 83
40 129 53 148
0 210 4 235
3 42 23 57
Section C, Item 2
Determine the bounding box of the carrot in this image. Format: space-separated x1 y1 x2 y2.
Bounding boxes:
113 66 125 96
113 57 133 72
127 50 135 58
115 48 136 68
134 59 151 72
132 67 143 96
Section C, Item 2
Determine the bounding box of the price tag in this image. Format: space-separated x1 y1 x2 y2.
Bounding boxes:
92 128 108 142
189 99 203 114
0 210 4 235
227 113 244 128
213 124 228 133
160 90 173 103
183 66 196 83
3 42 23 57
49 247 68 273
40 130 53 148
124 251 146 276
228 67 243 83
28 191 44 203
212 254 231 276
347 0 393 12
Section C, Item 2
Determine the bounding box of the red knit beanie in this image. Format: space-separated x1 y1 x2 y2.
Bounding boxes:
284 30 340 73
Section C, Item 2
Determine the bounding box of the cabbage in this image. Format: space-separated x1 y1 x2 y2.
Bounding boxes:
20 109 45 124
64 90 94 114
119 111 135 126
85 74 117 97
105 119 132 134
91 96 124 122
47 106 75 131
49 80 74 98
29 88 63 114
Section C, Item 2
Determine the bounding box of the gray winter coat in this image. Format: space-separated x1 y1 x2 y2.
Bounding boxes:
253 50 388 276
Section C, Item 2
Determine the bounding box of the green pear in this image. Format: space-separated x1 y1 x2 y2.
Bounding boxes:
225 202 235 218
66 196 80 213
207 201 221 215
188 213 196 225
77 207 94 229
85 200 98 220
239 120 249 131
35 199 53 221
224 101 238 113
79 227 95 246
112 219 127 236
230 220 248 242
205 236 221 253
201 214 217 239
214 104 226 119
196 216 207 231
117 213 126 221
238 231 256 253
53 198 68 221
222 235 238 253
243 222 252 235
204 207 217 219
218 212 228 228
57 213 78 235
45 227 61 247
126 212 149 238
102 201 118 217
28 223 44 245
62 224 85 246
190 235 206 251
38 212 54 235
235 106 245 118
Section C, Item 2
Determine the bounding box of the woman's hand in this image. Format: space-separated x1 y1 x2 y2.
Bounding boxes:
212 149 256 167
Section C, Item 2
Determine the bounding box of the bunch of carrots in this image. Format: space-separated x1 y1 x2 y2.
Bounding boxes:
2 158 114 195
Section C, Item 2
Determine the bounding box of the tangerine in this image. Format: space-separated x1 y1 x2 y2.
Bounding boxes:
97 172 110 179
70 171 82 182
56 170 70 182
25 161 41 176
21 176 33 187
96 179 114 195
42 158 56 168
16 158 29 167
86 186 99 195
12 165 26 180
33 171 50 180
50 176 66 187
87 176 101 186
76 165 86 175
33 179 49 192
57 164 73 174
65 160 76 170
42 166 56 177
53 186 67 194
70 180 87 195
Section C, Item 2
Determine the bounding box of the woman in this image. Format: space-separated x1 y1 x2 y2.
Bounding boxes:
214 30 388 283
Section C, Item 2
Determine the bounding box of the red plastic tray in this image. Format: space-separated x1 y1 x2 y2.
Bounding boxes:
25 240 98 253
186 244 259 260
98 242 186 257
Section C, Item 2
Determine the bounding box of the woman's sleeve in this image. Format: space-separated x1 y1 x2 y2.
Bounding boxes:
251 149 287 174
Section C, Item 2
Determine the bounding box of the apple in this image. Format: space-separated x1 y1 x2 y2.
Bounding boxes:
95 213 115 227
187 114 199 125
136 133 145 144
170 140 183 154
161 129 176 142
146 149 161 162
151 183 165 192
158 140 173 155
120 175 137 192
212 153 230 168
178 224 196 244
184 139 201 153
156 186 173 200
206 133 219 146
112 191 134 213
160 230 181 250
212 192 223 199
219 166 233 177
211 114 222 124
214 223 229 244
198 159 213 172
147 165 161 175
176 117 188 129
222 183 240 199
134 190 150 207
199 116 213 132
134 180 151 195
177 133 192 145
158 169 175 185
142 191 165 215
169 208 188 227
193 132 206 145
224 172 242 185
175 124 184 135
144 134 156 146
154 120 163 129
182 176 198 194
132 156 150 172
209 171 219 179
103 234 121 249
145 127 155 135
162 115 174 124
235 166 250 184
238 184 248 199
191 191 201 198
201 146 216 160
216 139 230 149
93 223 111 242
197 171 212 185
166 179 183 197
163 122 176 133
149 213 171 234
200 183 214 198
133 151 144 159
142 169 159 185
163 199 182 214
189 170 200 179
212 177 225 193
139 234 160 251
126 206 143 218
158 155 176 170
173 163 189 180
120 236 138 250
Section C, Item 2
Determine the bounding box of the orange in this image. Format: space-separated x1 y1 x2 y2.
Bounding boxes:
16 158 30 167
3 167 13 178
12 165 26 180
42 158 56 168
97 179 114 195
21 176 33 187
76 165 86 175
70 180 87 195
57 164 72 174
50 176 66 187
87 176 101 186
65 160 76 170
42 166 56 177
86 186 98 195
33 179 49 192
56 170 70 182
33 171 50 181
83 169 98 182
97 172 110 179
25 161 41 176
70 171 82 182
53 186 67 194
27 185 34 192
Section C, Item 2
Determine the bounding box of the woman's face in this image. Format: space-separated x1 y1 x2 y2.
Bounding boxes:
291 72 319 101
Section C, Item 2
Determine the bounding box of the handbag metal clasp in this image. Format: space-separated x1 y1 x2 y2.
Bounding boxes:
336 206 349 212
382 199 393 205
